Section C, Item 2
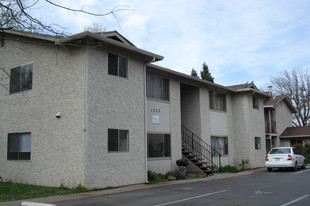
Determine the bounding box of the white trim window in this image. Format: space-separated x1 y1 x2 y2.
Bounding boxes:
108 129 129 152
108 53 128 78
7 132 31 160
148 133 171 158
9 63 33 94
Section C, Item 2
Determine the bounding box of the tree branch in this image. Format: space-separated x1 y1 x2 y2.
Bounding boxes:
44 0 131 17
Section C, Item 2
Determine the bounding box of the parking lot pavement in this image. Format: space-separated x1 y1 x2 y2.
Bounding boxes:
0 168 264 206
5 167 310 206
52 167 310 206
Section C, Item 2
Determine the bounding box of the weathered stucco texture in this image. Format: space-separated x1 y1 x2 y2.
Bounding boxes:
84 46 146 188
0 38 86 188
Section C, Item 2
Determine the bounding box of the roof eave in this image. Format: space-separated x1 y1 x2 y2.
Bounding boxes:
0 29 59 42
147 64 236 93
280 135 310 138
55 31 164 61
234 88 271 98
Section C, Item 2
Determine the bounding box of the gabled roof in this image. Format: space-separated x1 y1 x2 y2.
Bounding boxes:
56 31 163 61
227 82 270 98
98 31 136 47
264 95 286 106
228 82 258 90
0 29 163 62
264 95 297 113
280 126 310 138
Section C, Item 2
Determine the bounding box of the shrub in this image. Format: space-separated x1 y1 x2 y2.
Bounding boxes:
147 170 158 181
240 159 249 170
219 165 241 173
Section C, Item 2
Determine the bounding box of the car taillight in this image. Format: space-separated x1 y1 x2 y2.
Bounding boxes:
265 155 269 161
287 155 293 160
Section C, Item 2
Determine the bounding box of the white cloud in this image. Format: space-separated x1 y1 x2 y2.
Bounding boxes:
32 0 310 88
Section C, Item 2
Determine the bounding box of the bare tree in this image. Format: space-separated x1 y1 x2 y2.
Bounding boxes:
0 0 129 34
270 68 310 127
83 22 106 33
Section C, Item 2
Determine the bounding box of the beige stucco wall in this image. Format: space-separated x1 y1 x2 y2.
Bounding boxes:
232 94 254 166
231 93 267 168
147 79 182 174
249 96 266 167
275 102 293 147
84 46 147 189
147 100 170 133
0 38 86 187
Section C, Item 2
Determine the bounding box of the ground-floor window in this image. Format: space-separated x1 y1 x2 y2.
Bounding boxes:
290 139 303 146
148 133 171 158
255 137 261 150
7 132 31 160
211 136 228 155
108 129 129 152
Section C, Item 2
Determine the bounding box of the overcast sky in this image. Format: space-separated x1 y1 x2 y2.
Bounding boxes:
32 0 310 89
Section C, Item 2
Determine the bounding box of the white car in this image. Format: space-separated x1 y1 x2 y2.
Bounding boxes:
265 147 306 172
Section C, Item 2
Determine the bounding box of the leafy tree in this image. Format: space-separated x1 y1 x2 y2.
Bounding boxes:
191 68 199 78
200 62 214 82
270 68 310 127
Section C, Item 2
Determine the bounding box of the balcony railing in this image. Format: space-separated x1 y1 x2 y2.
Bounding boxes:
265 121 277 133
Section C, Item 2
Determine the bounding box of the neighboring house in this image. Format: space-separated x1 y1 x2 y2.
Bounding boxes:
264 95 297 151
0 30 295 189
280 126 310 146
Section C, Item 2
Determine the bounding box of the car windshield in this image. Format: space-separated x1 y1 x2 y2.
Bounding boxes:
269 148 291 154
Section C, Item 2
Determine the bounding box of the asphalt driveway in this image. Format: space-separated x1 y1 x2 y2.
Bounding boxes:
3 167 310 206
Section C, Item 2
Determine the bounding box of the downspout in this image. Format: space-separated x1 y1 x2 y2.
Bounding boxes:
268 109 272 147
83 47 89 187
143 57 156 184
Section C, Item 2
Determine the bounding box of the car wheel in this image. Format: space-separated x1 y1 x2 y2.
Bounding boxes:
293 162 298 171
301 160 306 169
267 168 272 172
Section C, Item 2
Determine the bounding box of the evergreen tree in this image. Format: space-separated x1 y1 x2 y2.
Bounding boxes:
200 62 214 82
191 68 199 78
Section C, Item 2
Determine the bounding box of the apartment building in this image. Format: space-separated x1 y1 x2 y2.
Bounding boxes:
0 30 294 189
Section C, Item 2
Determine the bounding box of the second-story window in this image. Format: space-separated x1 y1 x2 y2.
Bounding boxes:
209 91 226 111
253 96 259 109
9 63 33 94
146 72 169 101
108 53 128 78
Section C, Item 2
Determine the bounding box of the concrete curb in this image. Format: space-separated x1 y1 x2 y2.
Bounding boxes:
0 168 265 206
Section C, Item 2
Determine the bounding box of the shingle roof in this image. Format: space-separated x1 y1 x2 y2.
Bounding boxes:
264 95 297 113
264 95 286 106
228 83 257 90
280 126 310 138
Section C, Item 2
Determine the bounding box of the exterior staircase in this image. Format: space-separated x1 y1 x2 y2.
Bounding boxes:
181 125 221 176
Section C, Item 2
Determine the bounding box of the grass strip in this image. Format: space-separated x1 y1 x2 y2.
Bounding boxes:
0 182 88 202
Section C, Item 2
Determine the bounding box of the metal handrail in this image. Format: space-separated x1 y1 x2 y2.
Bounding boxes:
181 125 221 172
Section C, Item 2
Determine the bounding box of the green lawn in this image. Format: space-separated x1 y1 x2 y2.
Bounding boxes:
0 182 89 202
